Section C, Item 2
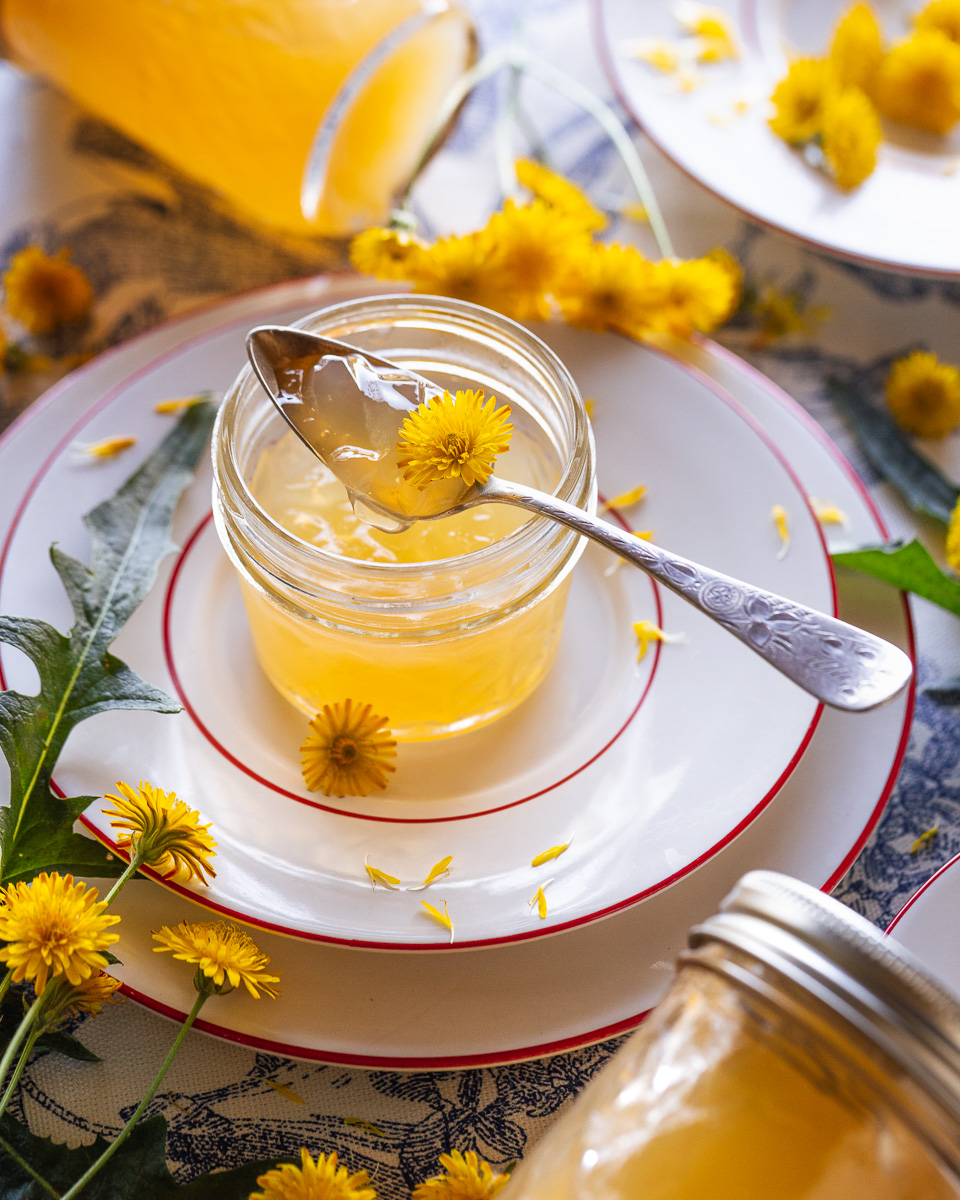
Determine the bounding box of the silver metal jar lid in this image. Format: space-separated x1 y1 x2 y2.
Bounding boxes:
688 871 960 1146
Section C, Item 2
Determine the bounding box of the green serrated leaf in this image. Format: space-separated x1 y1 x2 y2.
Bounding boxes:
34 1029 101 1064
833 539 960 617
827 376 960 524
0 402 216 886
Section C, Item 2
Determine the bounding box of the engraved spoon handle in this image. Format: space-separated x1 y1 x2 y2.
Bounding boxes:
477 477 912 713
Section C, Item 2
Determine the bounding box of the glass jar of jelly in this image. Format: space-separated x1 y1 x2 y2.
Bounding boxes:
503 871 960 1200
213 294 595 742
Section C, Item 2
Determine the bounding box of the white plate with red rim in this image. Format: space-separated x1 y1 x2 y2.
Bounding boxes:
593 0 960 277
887 854 960 996
0 279 833 950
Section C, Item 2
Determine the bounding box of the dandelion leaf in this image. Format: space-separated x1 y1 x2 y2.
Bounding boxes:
833 538 960 618
0 402 216 886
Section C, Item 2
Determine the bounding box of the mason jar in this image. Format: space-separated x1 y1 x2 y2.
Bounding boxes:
503 871 960 1200
213 294 595 742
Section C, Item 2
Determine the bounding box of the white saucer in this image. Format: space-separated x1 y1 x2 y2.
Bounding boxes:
0 283 831 948
594 0 960 277
0 276 913 1066
887 855 960 997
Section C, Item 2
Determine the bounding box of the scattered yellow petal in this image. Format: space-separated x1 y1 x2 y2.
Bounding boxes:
73 436 137 460
154 395 207 415
343 1118 386 1137
408 855 453 891
601 484 647 512
674 2 739 60
627 37 682 73
634 529 655 541
707 110 733 127
584 397 596 418
531 840 571 867
421 899 454 942
911 826 939 855
364 854 400 891
676 67 702 92
812 501 848 526
634 620 668 662
265 1079 305 1105
771 504 790 558
621 202 649 224
529 886 549 920
733 98 751 115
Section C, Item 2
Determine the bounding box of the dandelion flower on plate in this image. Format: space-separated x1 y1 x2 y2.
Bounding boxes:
769 58 834 143
654 256 739 337
874 30 960 134
947 494 960 571
886 349 960 436
3 246 93 334
408 230 508 310
102 779 217 883
829 3 884 90
350 227 428 281
251 1149 376 1200
515 160 607 232
301 700 397 798
486 200 592 321
821 86 882 189
0 873 120 996
916 0 960 44
554 242 664 340
153 920 280 998
397 389 513 489
412 1150 510 1200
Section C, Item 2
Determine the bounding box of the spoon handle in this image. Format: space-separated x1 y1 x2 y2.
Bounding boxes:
479 478 911 713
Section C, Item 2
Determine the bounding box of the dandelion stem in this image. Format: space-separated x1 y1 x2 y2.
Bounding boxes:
0 1028 40 1119
0 969 14 1008
103 852 143 908
494 63 523 203
515 52 674 258
0 996 42 1103
0 1132 59 1198
60 991 207 1200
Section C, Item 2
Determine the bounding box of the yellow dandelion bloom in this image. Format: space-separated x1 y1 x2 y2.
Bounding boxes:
251 1149 376 1200
0 873 120 996
408 230 508 310
769 58 833 143
654 256 738 337
102 779 217 884
3 246 93 335
948 495 960 571
555 242 665 340
350 227 428 282
749 287 831 348
829 3 884 90
41 972 123 1023
515 160 606 232
301 700 397 798
821 86 882 189
886 350 960 436
397 389 513 489
916 0 960 43
874 30 960 133
486 200 592 321
153 920 280 998
412 1150 510 1200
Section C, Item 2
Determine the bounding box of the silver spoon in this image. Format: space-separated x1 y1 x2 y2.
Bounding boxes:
247 325 912 713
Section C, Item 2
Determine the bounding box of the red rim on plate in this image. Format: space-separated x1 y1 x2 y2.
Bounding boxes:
886 853 960 936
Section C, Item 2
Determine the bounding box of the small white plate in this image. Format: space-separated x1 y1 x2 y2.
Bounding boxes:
594 0 960 277
0 282 832 949
887 855 960 995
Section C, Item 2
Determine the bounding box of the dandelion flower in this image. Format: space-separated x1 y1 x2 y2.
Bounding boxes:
486 200 592 320
886 350 960 436
874 30 960 134
821 86 882 189
0 873 120 996
706 245 744 315
916 0 960 44
350 227 428 281
555 243 665 340
515 160 606 231
412 1150 510 1200
408 230 508 310
153 920 280 998
301 700 397 797
829 3 884 90
3 246 93 334
251 1149 376 1200
769 58 833 143
654 256 738 336
102 779 217 884
40 972 123 1024
749 287 831 347
397 389 513 489
947 495 960 571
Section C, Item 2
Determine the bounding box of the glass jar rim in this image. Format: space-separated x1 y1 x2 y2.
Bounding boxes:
215 293 594 582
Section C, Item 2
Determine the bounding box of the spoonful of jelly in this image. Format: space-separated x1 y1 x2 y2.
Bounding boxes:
247 324 912 713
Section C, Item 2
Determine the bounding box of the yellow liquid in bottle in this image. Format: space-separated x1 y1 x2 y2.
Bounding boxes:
1 0 472 235
243 412 572 740
505 973 959 1200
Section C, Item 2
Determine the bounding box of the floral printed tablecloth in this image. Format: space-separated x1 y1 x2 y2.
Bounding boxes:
2 1 960 1194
